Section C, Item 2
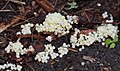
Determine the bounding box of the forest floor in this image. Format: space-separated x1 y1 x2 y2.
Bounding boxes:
0 0 120 71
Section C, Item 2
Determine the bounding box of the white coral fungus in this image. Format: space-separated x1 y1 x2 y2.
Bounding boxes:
5 39 34 58
70 24 118 48
35 12 72 36
0 62 22 71
35 44 59 63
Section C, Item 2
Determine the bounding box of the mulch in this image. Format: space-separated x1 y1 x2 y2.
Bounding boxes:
0 0 120 71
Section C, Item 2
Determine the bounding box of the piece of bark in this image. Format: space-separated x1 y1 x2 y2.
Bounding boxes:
36 0 54 12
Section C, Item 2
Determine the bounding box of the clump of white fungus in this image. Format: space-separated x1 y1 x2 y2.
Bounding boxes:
35 12 72 36
0 62 22 71
5 39 35 58
70 24 118 48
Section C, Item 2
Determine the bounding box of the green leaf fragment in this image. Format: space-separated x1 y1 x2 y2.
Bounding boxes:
68 2 77 6
110 43 116 49
113 35 118 42
65 2 78 10
105 39 113 46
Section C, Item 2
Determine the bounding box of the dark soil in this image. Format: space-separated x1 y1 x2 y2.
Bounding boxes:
0 0 120 71
25 33 120 71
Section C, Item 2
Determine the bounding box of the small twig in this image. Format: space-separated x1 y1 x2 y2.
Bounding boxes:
0 10 13 12
16 34 42 39
118 0 120 6
0 42 4 44
1 0 10 10
61 10 68 15
80 29 96 35
68 48 78 52
10 0 25 5
25 62 35 71
54 0 58 7
12 20 27 27
75 8 94 14
8 4 17 14
58 4 66 12
0 16 21 33
83 11 91 22
12 17 35 27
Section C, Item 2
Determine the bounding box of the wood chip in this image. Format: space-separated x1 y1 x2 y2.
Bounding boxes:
83 56 96 63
